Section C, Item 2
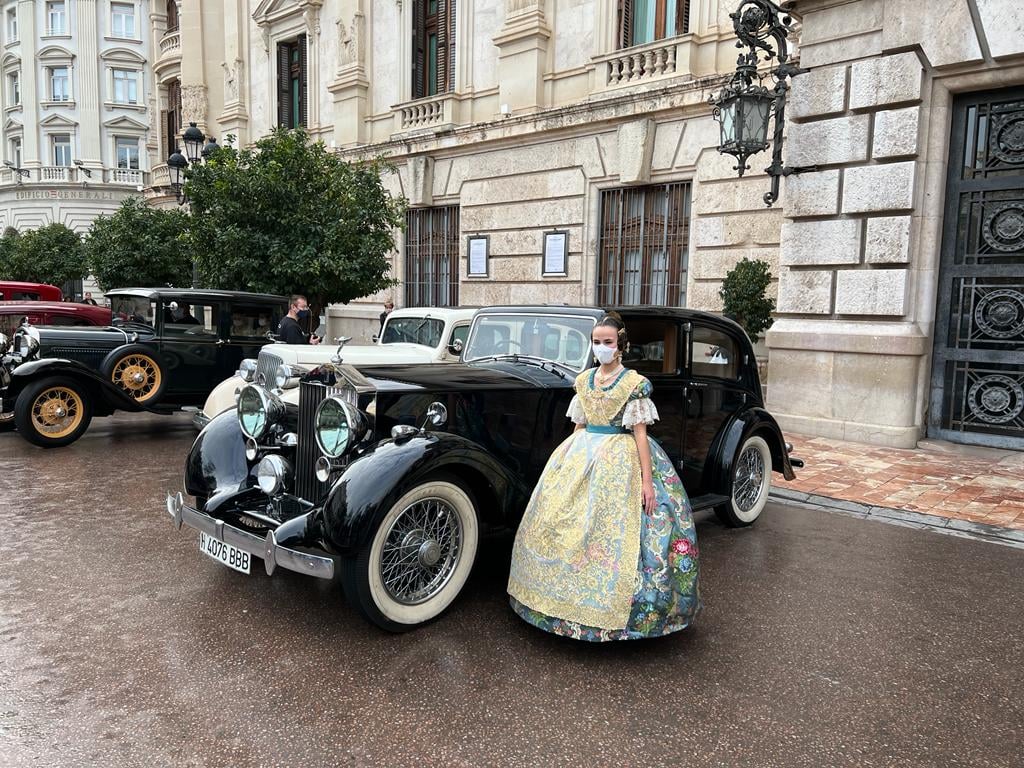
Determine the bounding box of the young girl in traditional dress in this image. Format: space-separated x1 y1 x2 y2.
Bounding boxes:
507 313 700 641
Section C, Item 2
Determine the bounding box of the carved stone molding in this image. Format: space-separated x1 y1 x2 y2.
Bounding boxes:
222 59 245 105
337 11 365 70
181 84 208 127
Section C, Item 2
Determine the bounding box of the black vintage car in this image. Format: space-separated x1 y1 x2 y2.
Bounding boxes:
166 306 801 631
0 288 286 447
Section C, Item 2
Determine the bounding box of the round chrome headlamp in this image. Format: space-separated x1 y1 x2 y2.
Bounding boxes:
238 359 257 383
256 454 292 495
0 332 8 354
17 332 39 359
237 384 284 440
274 363 308 390
315 396 367 458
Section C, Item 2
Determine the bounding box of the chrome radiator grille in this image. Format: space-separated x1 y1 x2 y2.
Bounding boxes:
297 381 334 502
255 350 283 387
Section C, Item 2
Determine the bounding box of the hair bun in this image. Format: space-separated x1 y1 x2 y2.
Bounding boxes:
603 310 624 324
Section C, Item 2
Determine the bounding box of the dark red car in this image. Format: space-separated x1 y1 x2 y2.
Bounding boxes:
0 281 64 302
0 301 112 335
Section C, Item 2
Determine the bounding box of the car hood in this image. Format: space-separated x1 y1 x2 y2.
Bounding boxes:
357 360 576 393
37 326 154 345
262 342 436 366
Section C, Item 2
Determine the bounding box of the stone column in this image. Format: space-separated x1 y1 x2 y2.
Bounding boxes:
75 0 102 170
492 0 551 115
17 0 39 167
217 0 249 145
179 0 207 132
327 0 368 147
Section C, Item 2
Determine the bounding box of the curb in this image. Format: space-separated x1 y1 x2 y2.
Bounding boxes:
769 488 1024 550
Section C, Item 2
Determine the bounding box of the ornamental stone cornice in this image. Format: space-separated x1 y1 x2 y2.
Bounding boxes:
252 0 322 28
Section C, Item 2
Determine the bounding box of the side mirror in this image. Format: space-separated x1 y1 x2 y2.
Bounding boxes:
372 334 379 344
447 338 464 356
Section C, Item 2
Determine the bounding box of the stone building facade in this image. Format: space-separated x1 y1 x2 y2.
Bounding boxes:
0 0 153 245
770 0 1024 450
153 0 1024 451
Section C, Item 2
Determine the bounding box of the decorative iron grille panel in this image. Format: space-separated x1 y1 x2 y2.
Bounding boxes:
405 206 459 307
597 182 691 306
930 88 1024 449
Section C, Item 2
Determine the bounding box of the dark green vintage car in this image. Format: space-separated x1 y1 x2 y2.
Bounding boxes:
0 288 287 448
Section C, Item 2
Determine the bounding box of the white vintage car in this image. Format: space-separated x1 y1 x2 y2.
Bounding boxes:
194 306 475 426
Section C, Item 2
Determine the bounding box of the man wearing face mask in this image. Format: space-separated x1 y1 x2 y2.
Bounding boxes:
277 294 321 345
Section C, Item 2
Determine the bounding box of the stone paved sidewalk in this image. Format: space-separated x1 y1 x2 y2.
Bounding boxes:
777 433 1024 532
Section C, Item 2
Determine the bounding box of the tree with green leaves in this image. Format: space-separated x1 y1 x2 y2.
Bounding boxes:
719 257 776 343
84 197 192 291
1 222 87 287
184 128 405 315
0 227 20 278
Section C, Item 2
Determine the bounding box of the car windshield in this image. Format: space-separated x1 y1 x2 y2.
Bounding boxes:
381 317 444 347
464 313 595 372
111 295 155 326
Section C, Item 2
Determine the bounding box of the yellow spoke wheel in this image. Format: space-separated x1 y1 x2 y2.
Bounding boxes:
30 386 84 439
111 353 162 403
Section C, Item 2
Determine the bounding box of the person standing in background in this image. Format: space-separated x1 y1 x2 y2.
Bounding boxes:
379 300 394 333
278 294 321 345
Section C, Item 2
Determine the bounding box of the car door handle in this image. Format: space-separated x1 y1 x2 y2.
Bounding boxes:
216 339 227 345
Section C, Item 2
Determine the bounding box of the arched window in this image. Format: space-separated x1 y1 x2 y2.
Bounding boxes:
166 0 179 33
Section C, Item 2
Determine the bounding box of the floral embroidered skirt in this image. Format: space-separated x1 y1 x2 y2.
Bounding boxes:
508 433 701 642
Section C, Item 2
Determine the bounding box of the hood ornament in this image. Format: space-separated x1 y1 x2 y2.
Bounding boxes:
330 336 352 365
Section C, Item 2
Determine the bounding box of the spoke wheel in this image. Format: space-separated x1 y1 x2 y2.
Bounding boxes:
14 377 93 448
379 498 463 605
111 353 162 402
715 434 773 527
342 479 479 632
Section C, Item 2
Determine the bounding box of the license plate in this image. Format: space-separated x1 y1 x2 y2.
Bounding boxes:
199 531 251 574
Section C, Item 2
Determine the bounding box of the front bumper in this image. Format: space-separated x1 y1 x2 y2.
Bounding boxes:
190 409 211 430
165 491 335 580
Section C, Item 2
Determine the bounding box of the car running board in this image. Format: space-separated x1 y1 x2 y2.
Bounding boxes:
690 493 730 512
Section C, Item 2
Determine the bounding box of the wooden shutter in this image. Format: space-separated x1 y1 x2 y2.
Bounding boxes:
437 0 456 93
298 33 308 127
618 0 633 49
160 109 168 156
447 0 457 92
277 41 291 127
677 0 690 35
437 1 447 93
412 0 425 99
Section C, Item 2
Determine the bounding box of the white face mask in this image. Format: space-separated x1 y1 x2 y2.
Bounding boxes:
592 343 617 365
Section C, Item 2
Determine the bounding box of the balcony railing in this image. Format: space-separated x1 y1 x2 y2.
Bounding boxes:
596 38 682 88
151 164 170 187
108 168 145 185
0 166 155 186
395 93 460 133
159 30 181 55
40 166 70 181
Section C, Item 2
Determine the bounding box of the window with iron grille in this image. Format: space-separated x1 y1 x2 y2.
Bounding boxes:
597 182 691 306
618 0 690 48
405 206 460 307
277 35 307 128
412 0 456 99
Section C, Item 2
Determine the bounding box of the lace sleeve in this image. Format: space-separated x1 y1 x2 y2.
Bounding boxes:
566 394 587 425
622 397 659 428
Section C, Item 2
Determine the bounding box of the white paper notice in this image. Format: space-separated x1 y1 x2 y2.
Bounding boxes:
469 237 487 275
544 232 567 274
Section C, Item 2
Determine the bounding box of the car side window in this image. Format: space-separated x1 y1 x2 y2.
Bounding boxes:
228 305 275 339
163 302 219 337
46 315 90 326
449 323 470 347
621 318 681 375
690 326 739 381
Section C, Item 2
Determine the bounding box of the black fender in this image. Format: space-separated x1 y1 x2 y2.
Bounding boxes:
320 432 531 556
707 407 796 497
8 358 146 416
184 408 252 501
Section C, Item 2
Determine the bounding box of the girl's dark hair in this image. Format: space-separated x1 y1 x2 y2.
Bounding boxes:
595 311 629 351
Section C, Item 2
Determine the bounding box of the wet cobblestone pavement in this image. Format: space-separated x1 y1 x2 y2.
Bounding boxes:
1 413 1022 767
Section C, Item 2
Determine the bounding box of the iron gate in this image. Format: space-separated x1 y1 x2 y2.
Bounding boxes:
929 87 1024 449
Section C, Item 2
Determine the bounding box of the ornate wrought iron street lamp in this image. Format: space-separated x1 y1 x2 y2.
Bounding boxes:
710 0 814 207
166 151 188 204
